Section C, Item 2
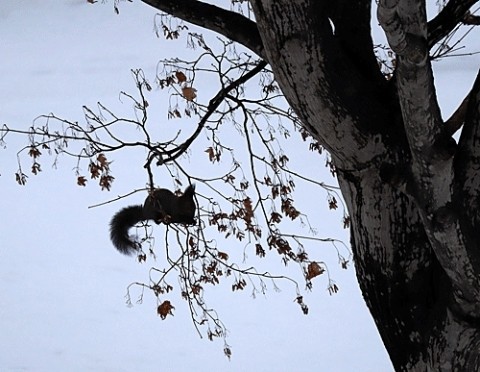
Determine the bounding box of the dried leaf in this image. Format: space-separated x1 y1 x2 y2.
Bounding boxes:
31 162 41 175
205 147 215 162
270 212 282 223
218 251 229 261
77 176 87 186
224 346 232 360
328 283 339 295
15 172 27 186
232 278 247 291
28 146 41 159
175 71 187 83
99 174 114 191
255 243 266 258
281 198 300 220
157 300 175 319
182 86 197 101
137 253 146 263
306 261 325 280
295 296 309 315
89 162 100 179
243 197 254 224
343 216 351 229
328 195 338 210
279 154 289 166
96 153 109 169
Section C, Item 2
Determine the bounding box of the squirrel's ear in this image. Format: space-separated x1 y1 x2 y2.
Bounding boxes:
184 184 195 194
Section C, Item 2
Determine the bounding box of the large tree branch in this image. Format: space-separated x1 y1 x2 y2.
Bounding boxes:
378 0 444 170
141 0 266 59
445 70 480 316
455 69 480 231
377 0 445 160
444 95 469 136
328 0 386 87
379 0 480 315
251 0 390 168
427 0 479 49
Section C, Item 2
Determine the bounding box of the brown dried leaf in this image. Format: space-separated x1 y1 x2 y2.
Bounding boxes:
205 147 215 162
343 216 351 229
89 162 100 179
77 176 87 186
295 296 309 315
328 283 339 295
28 146 41 159
15 172 27 186
182 86 197 101
224 174 234 183
306 261 325 280
328 195 338 210
96 153 109 169
190 284 202 295
255 243 266 258
279 154 289 166
99 174 115 191
31 162 41 175
240 180 249 190
232 278 247 291
271 185 279 199
270 212 282 223
175 71 187 83
137 253 147 263
224 346 232 360
242 197 252 210
281 198 300 220
218 251 229 261
157 300 175 319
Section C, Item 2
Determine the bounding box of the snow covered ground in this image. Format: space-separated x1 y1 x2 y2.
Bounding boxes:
1 1 478 371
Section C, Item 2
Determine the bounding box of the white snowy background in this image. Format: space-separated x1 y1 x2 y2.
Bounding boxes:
1 1 478 371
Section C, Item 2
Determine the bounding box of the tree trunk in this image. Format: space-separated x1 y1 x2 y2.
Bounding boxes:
338 166 480 371
250 1 480 370
254 0 480 371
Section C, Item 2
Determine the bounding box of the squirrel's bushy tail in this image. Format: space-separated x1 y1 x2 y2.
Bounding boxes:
109 205 144 255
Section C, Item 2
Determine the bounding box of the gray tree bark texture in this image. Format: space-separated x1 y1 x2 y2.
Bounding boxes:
142 0 480 370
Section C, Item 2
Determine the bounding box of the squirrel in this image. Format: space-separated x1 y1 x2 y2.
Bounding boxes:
109 184 196 255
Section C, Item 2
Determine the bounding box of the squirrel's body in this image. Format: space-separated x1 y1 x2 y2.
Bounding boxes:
110 185 196 255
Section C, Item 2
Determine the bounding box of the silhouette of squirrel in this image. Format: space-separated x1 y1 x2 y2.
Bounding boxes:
110 185 196 255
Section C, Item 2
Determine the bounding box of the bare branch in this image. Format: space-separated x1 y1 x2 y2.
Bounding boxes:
445 95 469 136
427 0 479 48
463 11 480 25
141 0 266 58
154 59 267 164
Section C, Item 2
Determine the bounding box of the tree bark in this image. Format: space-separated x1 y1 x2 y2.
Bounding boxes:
141 0 480 370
